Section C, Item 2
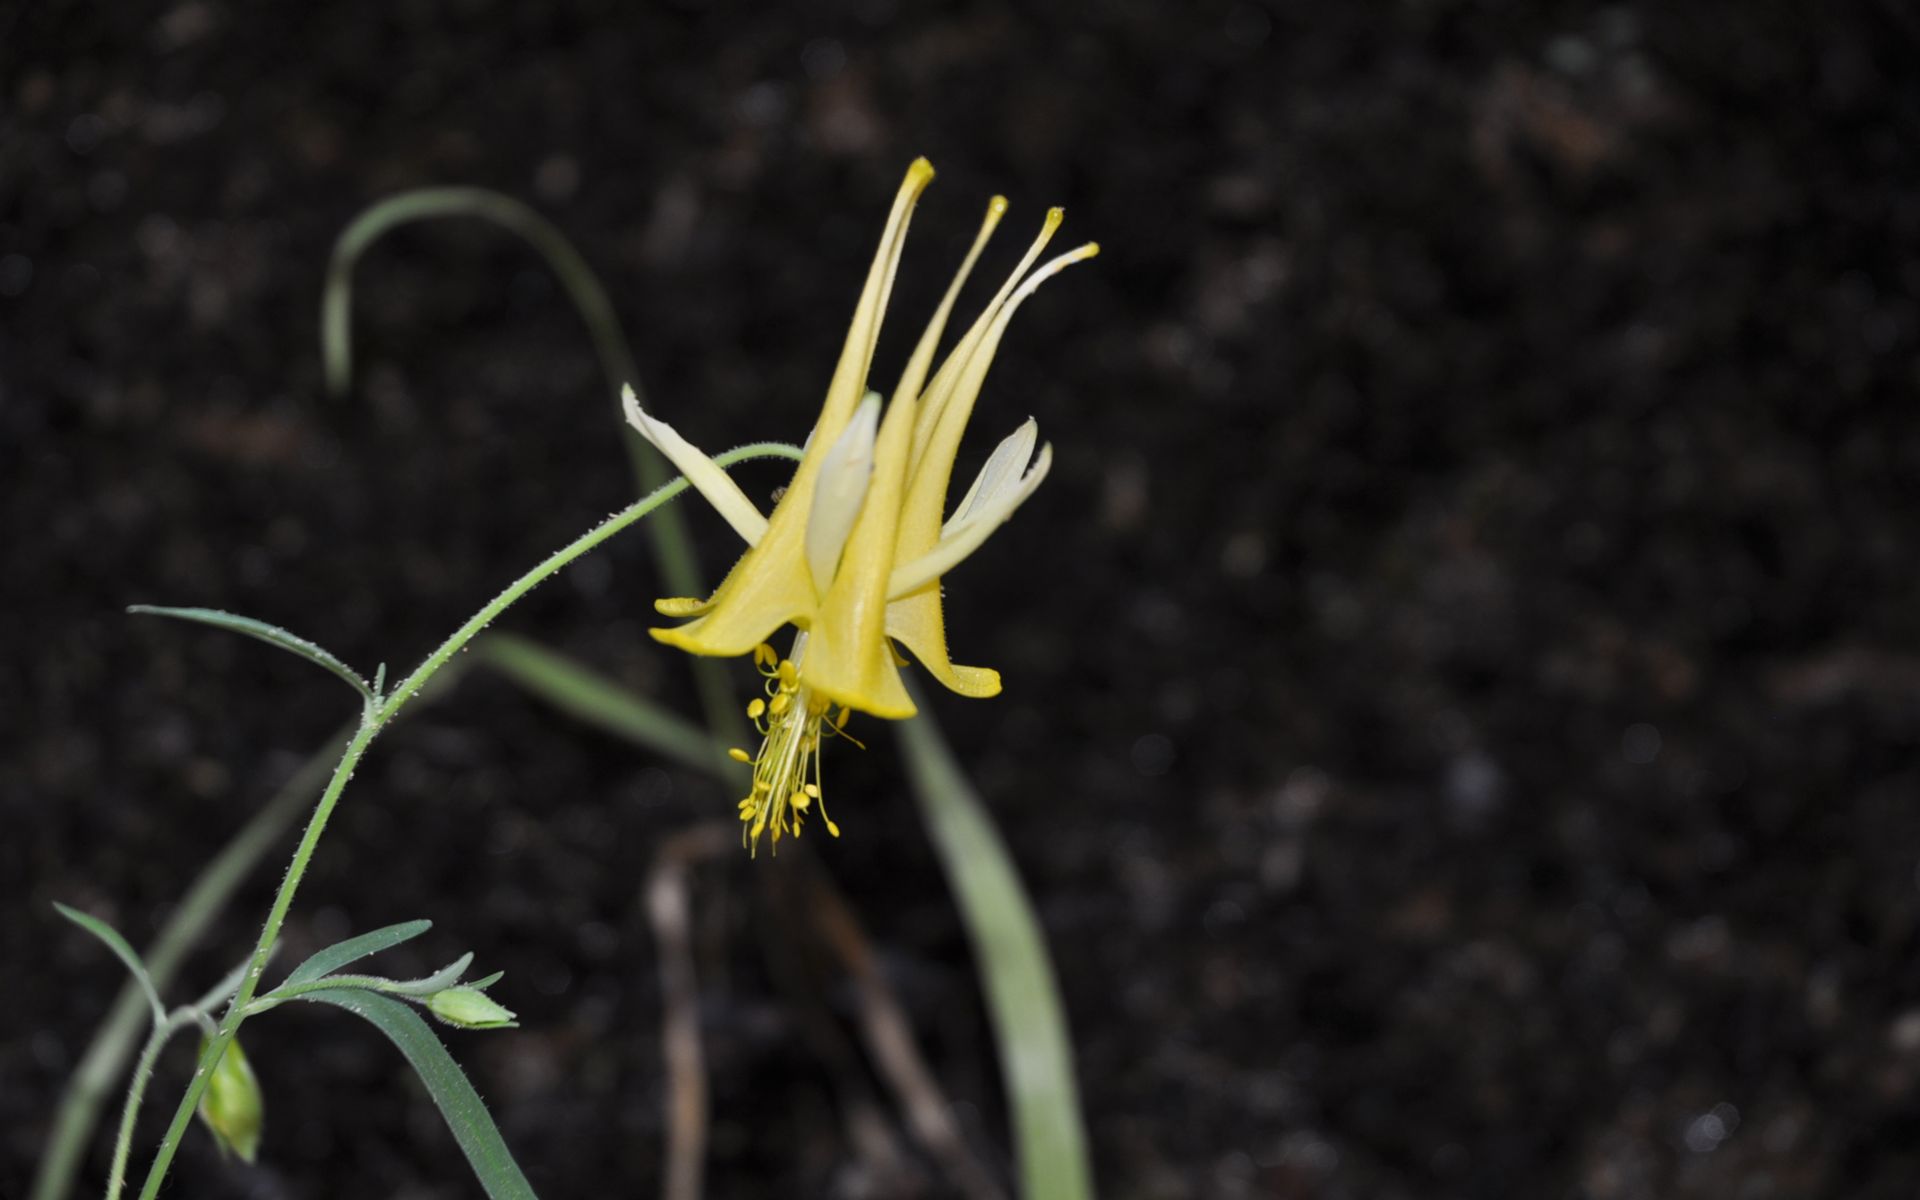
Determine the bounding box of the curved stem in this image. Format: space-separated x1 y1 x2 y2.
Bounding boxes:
134 441 801 1199
106 1010 196 1200
321 186 744 745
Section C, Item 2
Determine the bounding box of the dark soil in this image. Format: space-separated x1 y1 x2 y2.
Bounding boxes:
7 2 1920 1197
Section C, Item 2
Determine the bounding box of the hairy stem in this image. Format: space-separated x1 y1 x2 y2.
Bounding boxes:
105 1010 196 1200
31 724 351 1200
133 441 800 1199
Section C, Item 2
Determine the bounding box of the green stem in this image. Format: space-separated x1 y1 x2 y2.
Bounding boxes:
133 441 800 1199
31 724 351 1200
105 1010 197 1200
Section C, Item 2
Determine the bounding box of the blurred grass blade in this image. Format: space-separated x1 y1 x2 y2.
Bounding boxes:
319 186 743 744
127 606 374 703
51 904 166 1030
280 920 433 989
897 711 1093 1200
294 988 538 1200
192 953 260 1012
478 633 732 775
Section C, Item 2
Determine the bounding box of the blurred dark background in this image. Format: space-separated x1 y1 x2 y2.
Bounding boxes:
6 2 1920 1197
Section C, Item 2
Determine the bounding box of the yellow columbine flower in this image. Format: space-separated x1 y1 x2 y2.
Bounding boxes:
624 157 1094 851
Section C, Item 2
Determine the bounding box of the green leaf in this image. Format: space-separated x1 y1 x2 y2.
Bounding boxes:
376 952 475 996
477 633 732 775
897 709 1094 1200
280 920 432 990
293 988 538 1200
127 606 374 703
53 904 167 1030
267 952 475 1003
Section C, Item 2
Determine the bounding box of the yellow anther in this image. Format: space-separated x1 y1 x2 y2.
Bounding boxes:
754 643 778 669
727 642 870 852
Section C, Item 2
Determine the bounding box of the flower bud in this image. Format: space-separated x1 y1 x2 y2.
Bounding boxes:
195 1036 263 1162
427 986 518 1029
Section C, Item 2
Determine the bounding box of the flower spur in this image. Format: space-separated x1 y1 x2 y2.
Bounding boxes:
623 158 1095 851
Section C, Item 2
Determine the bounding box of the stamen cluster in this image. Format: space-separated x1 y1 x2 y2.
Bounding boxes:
730 641 858 853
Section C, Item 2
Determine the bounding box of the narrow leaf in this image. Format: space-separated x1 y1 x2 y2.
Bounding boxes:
294 988 538 1200
478 633 733 775
898 709 1094 1200
378 952 475 997
53 903 166 1030
270 953 474 1002
281 920 432 989
128 606 373 702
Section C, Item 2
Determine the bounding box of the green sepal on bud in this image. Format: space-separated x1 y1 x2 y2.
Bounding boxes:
427 985 519 1029
195 1036 263 1162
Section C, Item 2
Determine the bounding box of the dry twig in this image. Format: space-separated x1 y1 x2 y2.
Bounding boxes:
646 824 736 1200
807 865 1008 1200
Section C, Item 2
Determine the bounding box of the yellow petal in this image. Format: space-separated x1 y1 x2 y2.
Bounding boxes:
886 594 1003 698
907 208 1065 476
810 158 937 463
655 595 713 618
892 195 1007 412
897 241 1098 565
884 438 1044 697
800 374 921 718
880 237 1094 701
650 536 812 656
649 161 935 657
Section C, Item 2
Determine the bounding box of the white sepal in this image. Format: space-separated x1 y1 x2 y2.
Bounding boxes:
805 391 881 599
945 418 1039 536
623 385 768 545
889 441 1052 600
